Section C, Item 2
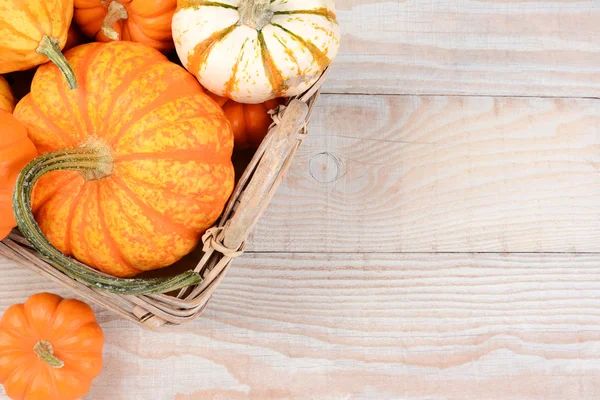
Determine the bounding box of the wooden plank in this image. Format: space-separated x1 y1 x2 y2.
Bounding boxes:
2 253 600 399
327 0 600 97
248 94 600 253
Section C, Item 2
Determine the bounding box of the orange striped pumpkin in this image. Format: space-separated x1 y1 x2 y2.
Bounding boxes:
0 77 15 113
14 41 234 278
74 0 176 53
172 0 341 104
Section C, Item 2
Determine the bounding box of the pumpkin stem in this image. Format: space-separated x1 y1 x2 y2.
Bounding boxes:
36 35 77 91
12 146 203 295
238 0 273 31
33 340 64 368
101 1 128 41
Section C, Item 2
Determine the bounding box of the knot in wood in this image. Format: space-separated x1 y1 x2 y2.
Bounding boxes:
309 152 340 184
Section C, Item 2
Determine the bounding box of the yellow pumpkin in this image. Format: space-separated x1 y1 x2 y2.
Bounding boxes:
0 0 76 89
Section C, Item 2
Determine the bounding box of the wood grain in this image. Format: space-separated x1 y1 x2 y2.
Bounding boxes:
248 94 600 253
1 2 599 399
2 253 600 400
327 0 600 97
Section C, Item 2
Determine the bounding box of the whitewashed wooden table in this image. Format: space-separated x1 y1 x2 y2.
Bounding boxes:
2 1 600 399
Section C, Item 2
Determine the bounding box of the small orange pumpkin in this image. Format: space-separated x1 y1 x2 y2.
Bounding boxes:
207 92 285 149
0 77 15 113
0 293 104 400
0 111 38 240
0 0 77 89
13 42 233 291
74 0 176 53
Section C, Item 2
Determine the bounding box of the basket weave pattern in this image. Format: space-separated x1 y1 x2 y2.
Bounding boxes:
0 71 328 329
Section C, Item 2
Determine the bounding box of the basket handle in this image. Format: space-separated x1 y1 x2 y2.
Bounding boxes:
222 99 309 250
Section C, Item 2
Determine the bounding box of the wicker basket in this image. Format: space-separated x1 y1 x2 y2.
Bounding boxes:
0 70 328 330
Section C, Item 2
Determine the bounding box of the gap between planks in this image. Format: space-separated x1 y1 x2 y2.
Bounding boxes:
322 91 600 101
245 251 600 255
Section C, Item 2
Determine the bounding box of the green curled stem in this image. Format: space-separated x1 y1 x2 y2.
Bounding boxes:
12 146 202 295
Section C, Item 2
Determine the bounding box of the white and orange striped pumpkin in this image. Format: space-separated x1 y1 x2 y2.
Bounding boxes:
172 0 341 104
